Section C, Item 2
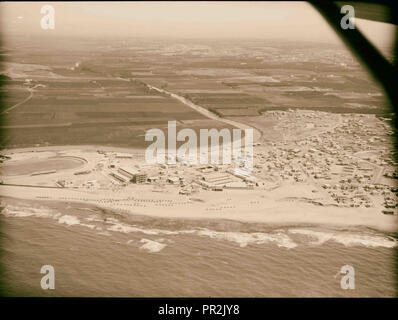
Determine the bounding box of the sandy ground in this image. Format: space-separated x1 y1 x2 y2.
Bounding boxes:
0 183 396 232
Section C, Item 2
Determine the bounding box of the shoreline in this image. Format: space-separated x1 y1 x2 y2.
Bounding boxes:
1 144 397 234
0 184 397 232
3 194 398 248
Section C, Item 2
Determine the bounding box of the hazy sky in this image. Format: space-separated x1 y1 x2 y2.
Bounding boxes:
1 1 396 47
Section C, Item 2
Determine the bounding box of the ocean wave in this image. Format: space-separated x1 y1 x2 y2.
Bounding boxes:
1 205 98 231
107 222 179 235
288 229 397 248
1 204 55 219
58 215 80 226
193 228 297 249
97 231 112 236
3 204 395 250
85 215 105 223
106 221 296 249
58 215 96 229
139 238 167 253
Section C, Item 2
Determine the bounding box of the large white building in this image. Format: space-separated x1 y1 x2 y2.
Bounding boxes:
118 166 139 179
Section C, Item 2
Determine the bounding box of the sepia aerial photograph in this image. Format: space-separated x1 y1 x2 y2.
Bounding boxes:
0 1 397 299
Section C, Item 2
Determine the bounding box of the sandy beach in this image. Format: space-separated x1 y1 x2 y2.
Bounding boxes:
1 182 397 232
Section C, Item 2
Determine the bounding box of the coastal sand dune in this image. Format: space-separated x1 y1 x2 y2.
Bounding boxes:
0 183 396 232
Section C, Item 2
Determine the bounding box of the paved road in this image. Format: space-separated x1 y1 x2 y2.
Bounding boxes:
146 84 262 143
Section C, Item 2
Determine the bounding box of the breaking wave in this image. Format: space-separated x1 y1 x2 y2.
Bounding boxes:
104 220 296 249
1 204 56 219
1 204 396 249
288 229 397 248
139 238 167 253
194 228 297 249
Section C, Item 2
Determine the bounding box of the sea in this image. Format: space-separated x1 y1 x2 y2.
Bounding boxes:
0 197 397 297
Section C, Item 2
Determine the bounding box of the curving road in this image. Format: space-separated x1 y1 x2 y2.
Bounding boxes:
1 85 40 115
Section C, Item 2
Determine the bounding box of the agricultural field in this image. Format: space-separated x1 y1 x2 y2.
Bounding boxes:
0 36 392 149
0 38 236 148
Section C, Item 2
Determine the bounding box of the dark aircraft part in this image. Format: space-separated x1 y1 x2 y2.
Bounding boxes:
311 1 398 114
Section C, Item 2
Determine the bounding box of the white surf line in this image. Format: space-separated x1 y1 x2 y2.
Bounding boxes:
146 84 262 142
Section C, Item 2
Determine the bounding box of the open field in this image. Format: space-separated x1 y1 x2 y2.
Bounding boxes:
1 37 392 149
1 74 235 148
0 156 85 176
